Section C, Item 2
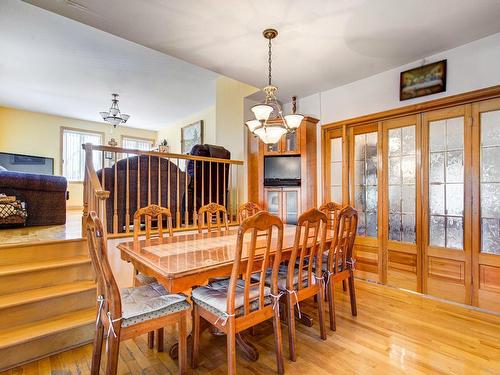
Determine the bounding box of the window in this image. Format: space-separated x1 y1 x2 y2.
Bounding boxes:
122 137 154 151
330 137 343 202
62 128 103 182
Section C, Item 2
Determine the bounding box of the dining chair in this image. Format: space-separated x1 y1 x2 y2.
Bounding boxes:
191 211 285 375
279 208 328 361
196 202 229 233
237 202 261 223
319 201 347 292
133 204 174 350
86 212 190 375
324 205 358 331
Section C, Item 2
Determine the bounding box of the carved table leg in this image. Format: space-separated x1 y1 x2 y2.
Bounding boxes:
235 333 259 362
169 318 209 360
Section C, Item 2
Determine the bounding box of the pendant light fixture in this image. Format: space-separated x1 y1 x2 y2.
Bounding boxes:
100 93 130 128
245 29 304 144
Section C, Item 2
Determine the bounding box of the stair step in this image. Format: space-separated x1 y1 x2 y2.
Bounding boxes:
0 280 96 310
0 307 95 349
0 256 94 295
0 256 91 276
0 308 95 371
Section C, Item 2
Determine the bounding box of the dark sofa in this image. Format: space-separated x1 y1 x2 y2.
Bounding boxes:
0 171 68 226
97 155 186 233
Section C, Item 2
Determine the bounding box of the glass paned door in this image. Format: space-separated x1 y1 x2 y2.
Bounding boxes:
330 137 343 203
472 98 500 313
423 105 471 304
383 116 420 291
323 128 346 204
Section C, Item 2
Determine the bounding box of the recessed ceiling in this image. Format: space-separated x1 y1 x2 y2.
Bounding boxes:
0 0 218 130
23 0 500 100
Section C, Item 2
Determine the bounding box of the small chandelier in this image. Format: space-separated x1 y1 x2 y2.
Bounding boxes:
245 29 304 144
100 93 130 127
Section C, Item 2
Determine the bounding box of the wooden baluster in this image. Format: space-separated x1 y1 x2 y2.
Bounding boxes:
137 156 141 211
228 165 232 223
236 166 240 218
158 156 161 207
113 151 118 234
193 160 197 226
223 162 226 211
184 165 188 227
167 157 171 209
216 161 220 204
148 156 151 205
125 156 130 233
201 161 205 207
176 158 180 229
82 169 89 236
209 161 212 203
101 151 105 189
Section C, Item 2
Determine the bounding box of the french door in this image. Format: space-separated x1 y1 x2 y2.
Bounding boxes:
382 115 422 291
349 124 382 282
323 126 348 205
472 98 500 312
422 105 472 304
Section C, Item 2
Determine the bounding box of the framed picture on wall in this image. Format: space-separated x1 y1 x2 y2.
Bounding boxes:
181 120 203 154
400 60 447 101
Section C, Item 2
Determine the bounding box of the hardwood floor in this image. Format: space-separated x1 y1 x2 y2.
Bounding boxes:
2 280 500 375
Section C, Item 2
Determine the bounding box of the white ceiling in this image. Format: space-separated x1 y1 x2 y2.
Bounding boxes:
23 0 500 101
0 0 217 130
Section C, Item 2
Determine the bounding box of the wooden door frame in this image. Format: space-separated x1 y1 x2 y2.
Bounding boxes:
421 104 473 304
321 126 349 206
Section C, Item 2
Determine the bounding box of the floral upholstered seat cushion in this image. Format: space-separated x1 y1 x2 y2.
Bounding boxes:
135 273 158 285
191 279 271 318
251 264 310 291
119 282 189 327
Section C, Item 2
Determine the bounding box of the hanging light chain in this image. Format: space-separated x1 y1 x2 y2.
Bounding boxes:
268 37 272 86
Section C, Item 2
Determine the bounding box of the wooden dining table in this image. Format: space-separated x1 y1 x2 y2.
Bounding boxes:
117 225 333 360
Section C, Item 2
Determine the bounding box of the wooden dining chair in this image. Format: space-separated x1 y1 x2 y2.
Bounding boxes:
319 201 347 292
191 211 285 375
196 202 229 233
237 202 261 223
324 205 358 331
86 212 190 375
133 204 174 350
280 208 328 361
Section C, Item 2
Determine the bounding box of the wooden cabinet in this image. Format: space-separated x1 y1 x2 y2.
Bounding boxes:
264 187 301 224
248 116 318 221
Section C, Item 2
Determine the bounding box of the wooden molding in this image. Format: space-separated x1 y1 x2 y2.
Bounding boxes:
321 85 500 130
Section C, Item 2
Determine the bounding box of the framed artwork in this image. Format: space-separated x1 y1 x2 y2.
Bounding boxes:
181 120 203 154
400 60 447 101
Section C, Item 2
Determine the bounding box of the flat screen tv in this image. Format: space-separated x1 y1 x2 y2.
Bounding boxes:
264 155 301 186
0 152 54 175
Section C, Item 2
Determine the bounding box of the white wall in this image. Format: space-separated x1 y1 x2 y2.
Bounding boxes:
157 106 216 154
284 32 500 199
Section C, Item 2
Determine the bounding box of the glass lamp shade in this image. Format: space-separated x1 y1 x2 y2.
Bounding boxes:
121 114 130 122
254 125 287 144
109 108 119 116
251 104 273 121
107 117 122 126
284 114 304 130
245 120 261 133
100 112 109 120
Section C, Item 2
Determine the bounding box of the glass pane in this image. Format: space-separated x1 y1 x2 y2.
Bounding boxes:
388 157 401 185
430 216 445 247
354 131 378 238
284 132 297 152
329 136 343 203
389 128 401 156
401 156 415 184
267 191 279 215
331 137 343 162
402 185 416 213
402 126 416 156
480 110 500 253
285 191 298 225
402 214 416 243
331 162 342 185
389 185 401 213
331 186 342 203
428 117 464 249
389 213 401 241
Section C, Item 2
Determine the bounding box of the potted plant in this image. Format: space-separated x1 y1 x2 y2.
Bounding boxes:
158 139 169 153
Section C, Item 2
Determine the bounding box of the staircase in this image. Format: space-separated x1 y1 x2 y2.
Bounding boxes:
0 238 96 371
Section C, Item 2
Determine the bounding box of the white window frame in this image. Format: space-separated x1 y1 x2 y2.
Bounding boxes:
122 136 154 151
61 127 104 182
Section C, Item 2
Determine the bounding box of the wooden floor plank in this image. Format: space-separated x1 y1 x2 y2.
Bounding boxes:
3 280 500 375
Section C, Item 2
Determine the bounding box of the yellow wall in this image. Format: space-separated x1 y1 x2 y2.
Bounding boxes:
0 107 157 208
157 106 215 154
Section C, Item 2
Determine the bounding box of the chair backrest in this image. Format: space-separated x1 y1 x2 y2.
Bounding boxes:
319 201 343 231
86 212 122 328
133 204 173 241
327 205 358 275
227 211 284 316
287 208 328 291
237 202 261 224
197 202 229 233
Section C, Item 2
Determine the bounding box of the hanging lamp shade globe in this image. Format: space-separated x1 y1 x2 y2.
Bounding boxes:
254 124 287 144
284 114 304 130
245 119 261 132
251 104 274 121
100 94 130 128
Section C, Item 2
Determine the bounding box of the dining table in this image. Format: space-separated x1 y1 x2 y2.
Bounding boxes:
117 224 333 361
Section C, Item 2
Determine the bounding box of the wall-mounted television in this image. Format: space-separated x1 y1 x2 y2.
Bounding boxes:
264 155 301 186
0 152 54 175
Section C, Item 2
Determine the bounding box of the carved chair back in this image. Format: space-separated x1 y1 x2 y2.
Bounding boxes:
327 206 358 276
227 211 283 317
287 208 328 291
133 204 173 241
237 202 261 224
319 201 343 231
197 202 229 233
86 212 122 335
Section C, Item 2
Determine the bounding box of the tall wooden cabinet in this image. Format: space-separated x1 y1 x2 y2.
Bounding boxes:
247 117 318 224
